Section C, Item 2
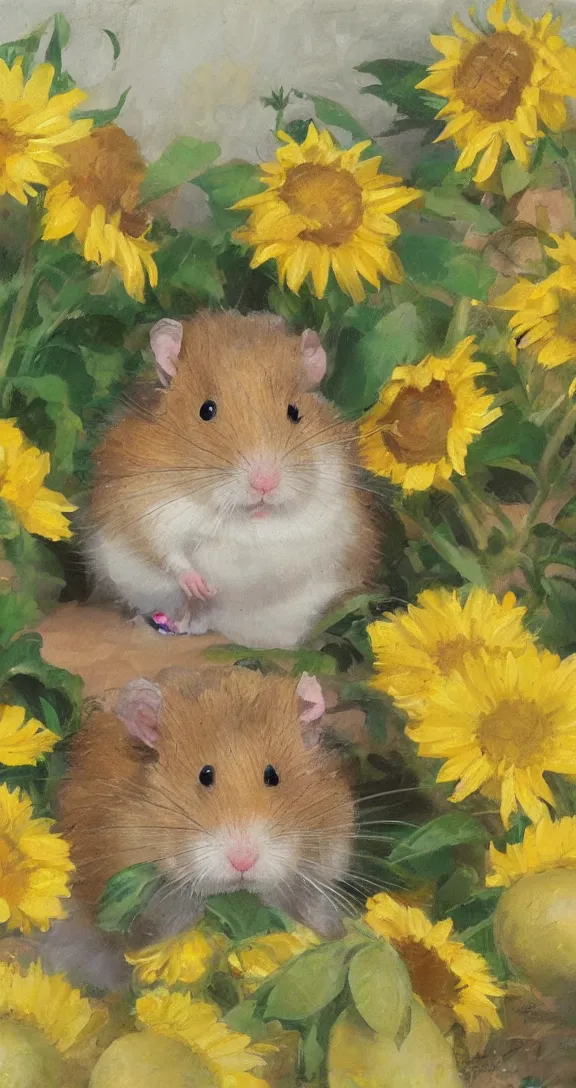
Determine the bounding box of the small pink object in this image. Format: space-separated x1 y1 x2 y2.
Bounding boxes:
151 612 180 635
228 846 259 873
250 469 281 495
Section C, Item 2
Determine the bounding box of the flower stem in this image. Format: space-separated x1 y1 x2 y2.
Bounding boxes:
515 401 576 551
443 296 471 352
0 203 41 381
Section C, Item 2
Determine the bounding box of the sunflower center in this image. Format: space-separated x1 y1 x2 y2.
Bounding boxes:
393 938 459 1013
0 836 26 905
0 120 27 168
380 380 455 465
435 635 484 675
556 293 576 344
454 32 534 122
59 124 147 223
478 698 550 767
280 163 363 246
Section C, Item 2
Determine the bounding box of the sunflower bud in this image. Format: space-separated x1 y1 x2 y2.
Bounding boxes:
0 1020 64 1088
89 1032 218 1088
495 868 576 996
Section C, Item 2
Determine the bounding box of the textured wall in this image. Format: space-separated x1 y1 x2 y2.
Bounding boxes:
2 0 575 221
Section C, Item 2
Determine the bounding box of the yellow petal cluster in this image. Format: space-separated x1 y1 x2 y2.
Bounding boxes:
368 587 532 713
232 121 420 302
0 958 104 1053
364 892 503 1035
228 926 320 993
0 782 73 934
358 337 500 492
407 644 576 827
0 58 92 204
0 419 75 541
0 703 58 765
136 989 268 1088
126 926 224 987
418 0 576 184
487 812 576 887
496 233 576 369
42 124 158 302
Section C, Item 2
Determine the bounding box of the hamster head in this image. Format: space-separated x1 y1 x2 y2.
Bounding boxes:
114 667 355 899
134 310 355 524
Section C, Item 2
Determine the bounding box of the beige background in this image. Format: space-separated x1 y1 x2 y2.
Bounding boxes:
2 0 576 223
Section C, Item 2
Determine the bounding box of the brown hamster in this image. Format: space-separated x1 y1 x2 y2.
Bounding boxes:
87 310 377 648
40 667 355 991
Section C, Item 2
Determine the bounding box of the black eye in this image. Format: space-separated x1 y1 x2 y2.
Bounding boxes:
199 400 217 421
264 764 279 787
287 404 301 423
199 765 214 787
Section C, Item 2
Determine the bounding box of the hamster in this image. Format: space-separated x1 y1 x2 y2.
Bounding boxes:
87 310 378 648
40 666 355 992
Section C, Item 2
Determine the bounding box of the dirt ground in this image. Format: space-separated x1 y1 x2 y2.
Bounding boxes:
35 603 576 1088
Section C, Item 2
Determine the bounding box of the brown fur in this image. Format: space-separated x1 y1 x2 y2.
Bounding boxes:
89 310 378 584
57 666 355 919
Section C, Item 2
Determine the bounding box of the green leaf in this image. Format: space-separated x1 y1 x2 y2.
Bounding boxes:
0 591 37 645
424 187 500 234
427 530 487 586
265 942 351 1021
204 891 287 941
3 534 65 617
467 407 546 468
501 159 531 200
0 22 47 75
348 941 412 1044
139 138 221 205
156 234 224 301
103 28 121 61
97 862 162 934
73 87 130 129
44 13 74 92
389 814 488 866
0 633 82 708
192 163 264 230
303 93 373 143
303 1024 325 1081
80 347 126 397
283 118 315 144
356 59 439 123
6 375 83 475
395 234 496 300
0 498 20 540
460 915 510 981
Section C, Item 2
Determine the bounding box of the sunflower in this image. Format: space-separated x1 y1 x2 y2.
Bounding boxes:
0 419 75 541
136 989 267 1088
0 959 104 1053
496 234 576 369
42 124 158 302
231 122 421 303
0 703 58 766
0 783 73 934
364 892 503 1034
0 58 91 204
407 644 576 827
417 0 576 185
228 927 320 994
487 813 576 888
358 337 501 492
368 587 533 713
126 926 224 987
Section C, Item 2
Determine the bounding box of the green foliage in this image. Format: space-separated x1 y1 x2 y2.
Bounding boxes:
97 863 162 934
139 138 221 205
348 941 412 1043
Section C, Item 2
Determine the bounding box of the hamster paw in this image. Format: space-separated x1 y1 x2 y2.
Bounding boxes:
178 570 217 601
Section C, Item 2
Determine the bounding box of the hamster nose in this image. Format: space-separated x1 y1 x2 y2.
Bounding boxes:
249 469 281 495
228 846 259 873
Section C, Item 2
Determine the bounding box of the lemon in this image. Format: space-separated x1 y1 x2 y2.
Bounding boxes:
495 868 576 996
89 1031 219 1088
0 1020 64 1088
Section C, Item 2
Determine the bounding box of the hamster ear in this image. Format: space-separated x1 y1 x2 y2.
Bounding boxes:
300 329 327 389
114 678 163 749
297 673 325 748
149 318 183 387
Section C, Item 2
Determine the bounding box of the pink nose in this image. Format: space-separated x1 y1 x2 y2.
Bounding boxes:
250 470 280 495
228 846 259 873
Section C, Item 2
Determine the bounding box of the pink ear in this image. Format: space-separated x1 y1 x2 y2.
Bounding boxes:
301 329 327 388
114 678 162 749
297 673 325 748
149 319 183 387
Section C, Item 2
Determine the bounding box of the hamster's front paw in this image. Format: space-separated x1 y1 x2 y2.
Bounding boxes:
178 569 217 601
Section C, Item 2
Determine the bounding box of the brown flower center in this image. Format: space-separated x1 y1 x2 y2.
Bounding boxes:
0 120 27 169
59 124 147 235
478 698 550 767
556 293 576 346
0 836 26 907
435 635 484 675
280 163 363 246
454 31 534 122
380 380 455 465
393 938 459 1018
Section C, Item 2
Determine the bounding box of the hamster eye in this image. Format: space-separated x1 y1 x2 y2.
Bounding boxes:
263 764 279 787
199 400 217 421
199 765 214 787
287 404 301 423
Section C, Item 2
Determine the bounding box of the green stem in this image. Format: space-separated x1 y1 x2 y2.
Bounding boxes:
0 204 41 380
515 402 576 552
443 296 471 352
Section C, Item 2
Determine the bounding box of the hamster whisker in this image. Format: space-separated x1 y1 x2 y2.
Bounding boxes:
92 483 223 542
298 867 359 919
282 418 354 460
356 787 428 805
98 466 229 483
